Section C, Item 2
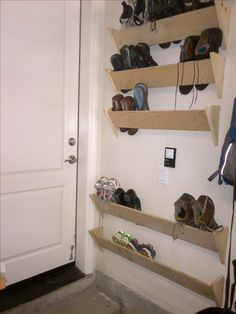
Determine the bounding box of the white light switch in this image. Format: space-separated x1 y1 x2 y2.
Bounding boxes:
158 166 168 185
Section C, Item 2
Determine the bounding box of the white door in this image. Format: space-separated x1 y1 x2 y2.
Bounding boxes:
0 0 80 285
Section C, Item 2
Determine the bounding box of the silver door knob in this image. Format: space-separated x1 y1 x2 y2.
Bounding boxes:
64 155 77 164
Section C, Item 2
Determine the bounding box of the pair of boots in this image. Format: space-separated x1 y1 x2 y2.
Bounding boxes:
113 188 141 211
174 193 220 231
179 27 223 95
112 83 149 136
110 43 157 72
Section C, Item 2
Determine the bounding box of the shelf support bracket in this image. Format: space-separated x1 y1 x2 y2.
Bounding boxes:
210 52 225 99
212 226 229 264
211 275 224 307
103 107 119 137
214 0 231 49
205 105 220 146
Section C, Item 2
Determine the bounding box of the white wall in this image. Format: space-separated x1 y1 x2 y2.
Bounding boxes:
77 1 236 313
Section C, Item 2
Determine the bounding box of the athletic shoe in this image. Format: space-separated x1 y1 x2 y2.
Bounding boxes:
139 243 156 259
103 177 120 201
174 193 196 226
94 176 109 199
112 230 126 244
195 195 220 230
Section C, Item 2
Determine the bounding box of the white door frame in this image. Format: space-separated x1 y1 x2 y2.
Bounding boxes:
76 0 105 274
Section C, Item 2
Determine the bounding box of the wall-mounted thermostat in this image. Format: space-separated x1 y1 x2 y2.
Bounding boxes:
164 147 176 168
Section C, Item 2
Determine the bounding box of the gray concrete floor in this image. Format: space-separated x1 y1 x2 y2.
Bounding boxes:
43 286 121 314
2 276 121 314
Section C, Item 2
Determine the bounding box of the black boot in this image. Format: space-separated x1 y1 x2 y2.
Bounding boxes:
119 1 133 26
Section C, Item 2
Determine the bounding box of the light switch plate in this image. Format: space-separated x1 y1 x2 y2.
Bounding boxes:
158 166 168 185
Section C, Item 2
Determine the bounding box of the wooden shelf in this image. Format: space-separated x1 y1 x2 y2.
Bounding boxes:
109 1 230 50
89 227 224 306
107 53 225 99
104 105 220 145
0 277 6 290
90 194 228 264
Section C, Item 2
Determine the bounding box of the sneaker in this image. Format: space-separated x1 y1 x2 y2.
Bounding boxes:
94 176 109 199
174 193 196 226
112 230 126 244
195 195 220 230
119 232 133 247
139 243 156 259
103 177 120 201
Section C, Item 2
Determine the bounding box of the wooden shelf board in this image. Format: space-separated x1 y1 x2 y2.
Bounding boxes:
109 6 219 50
109 2 230 50
90 194 228 264
89 227 224 306
108 58 215 91
104 105 220 145
0 277 6 290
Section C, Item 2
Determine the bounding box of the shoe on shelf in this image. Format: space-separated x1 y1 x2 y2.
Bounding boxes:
198 0 214 9
129 238 141 251
120 45 136 70
174 193 196 226
181 0 200 12
136 42 158 67
119 232 133 247
94 176 109 199
110 54 124 71
195 195 220 230
123 189 141 210
133 0 146 26
112 230 126 245
103 178 120 201
139 243 156 259
159 42 171 49
113 187 126 205
179 35 200 95
119 1 133 26
134 83 149 111
120 96 138 135
112 94 128 133
194 27 222 91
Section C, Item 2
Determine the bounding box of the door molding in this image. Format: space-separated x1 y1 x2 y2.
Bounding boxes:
76 0 105 274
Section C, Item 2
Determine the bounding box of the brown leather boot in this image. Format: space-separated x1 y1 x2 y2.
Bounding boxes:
120 96 138 135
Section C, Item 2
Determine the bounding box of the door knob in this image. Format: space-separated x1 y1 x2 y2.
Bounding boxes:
64 155 77 164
